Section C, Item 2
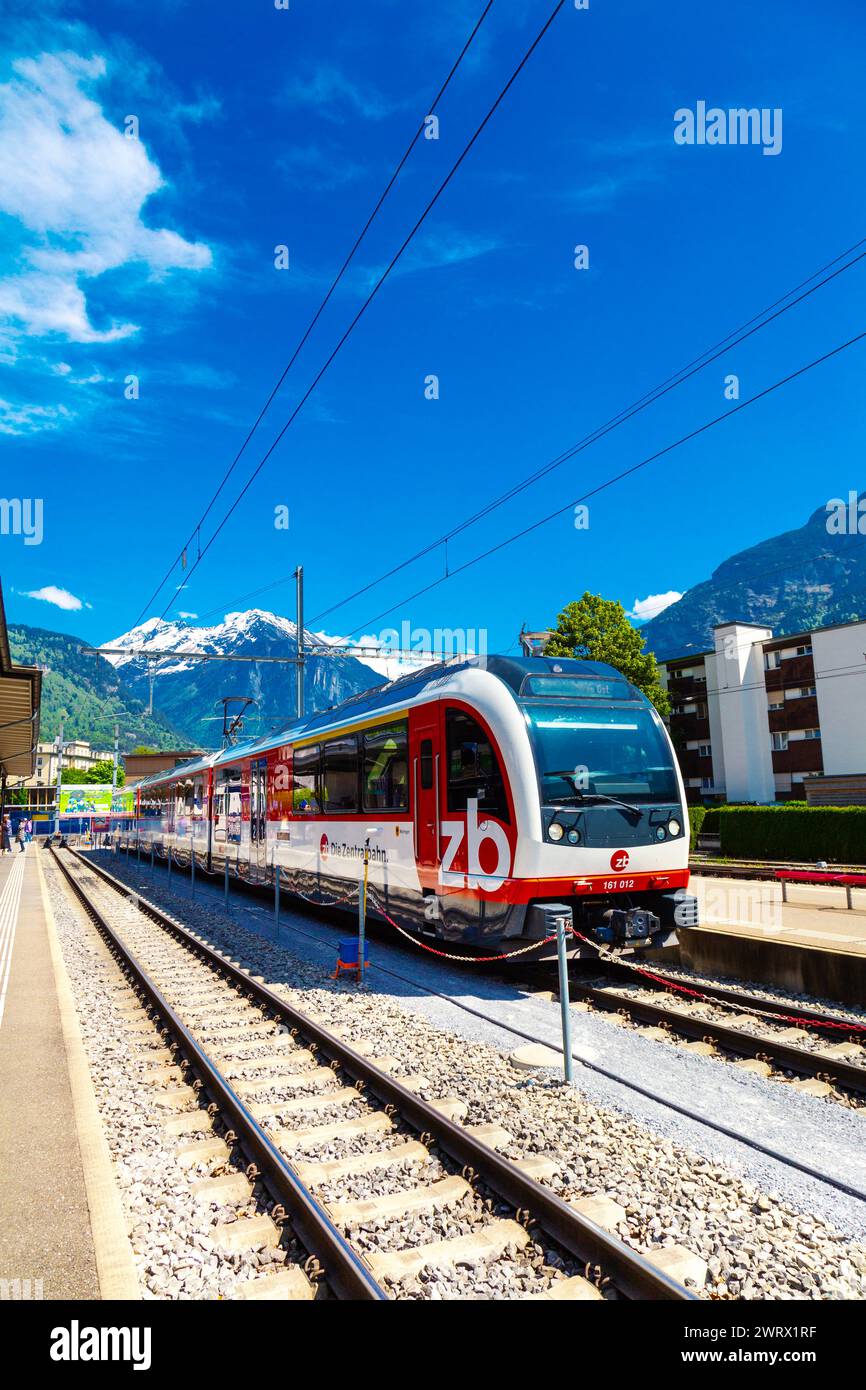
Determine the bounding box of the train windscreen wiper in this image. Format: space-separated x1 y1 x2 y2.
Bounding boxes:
543 771 642 821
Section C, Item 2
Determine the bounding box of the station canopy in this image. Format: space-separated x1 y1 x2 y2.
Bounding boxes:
0 579 42 781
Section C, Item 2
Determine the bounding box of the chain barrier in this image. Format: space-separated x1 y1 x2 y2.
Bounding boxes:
571 930 865 1035
365 888 562 961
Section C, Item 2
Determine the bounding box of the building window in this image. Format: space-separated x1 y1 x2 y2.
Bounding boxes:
768 700 783 712
771 733 788 752
698 743 711 757
796 645 813 657
701 776 713 790
765 651 781 670
803 728 821 740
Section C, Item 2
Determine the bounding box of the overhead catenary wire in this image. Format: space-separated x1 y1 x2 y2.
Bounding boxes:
144 1 566 627
344 328 866 637
308 234 866 627
132 0 498 628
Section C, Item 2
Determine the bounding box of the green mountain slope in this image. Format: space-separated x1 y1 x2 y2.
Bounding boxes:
641 498 866 660
9 624 187 752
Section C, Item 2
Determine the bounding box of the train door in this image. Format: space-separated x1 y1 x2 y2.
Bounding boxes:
410 706 441 884
250 758 267 869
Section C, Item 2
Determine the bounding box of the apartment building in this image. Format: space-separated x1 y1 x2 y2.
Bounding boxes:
659 617 866 804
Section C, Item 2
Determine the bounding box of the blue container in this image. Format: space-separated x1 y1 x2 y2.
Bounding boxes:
338 938 369 966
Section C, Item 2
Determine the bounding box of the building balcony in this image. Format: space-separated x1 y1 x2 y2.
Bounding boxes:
671 714 711 742
764 654 815 690
768 696 820 733
771 741 824 775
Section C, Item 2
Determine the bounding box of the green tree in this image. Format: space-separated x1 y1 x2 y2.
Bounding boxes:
87 759 125 785
60 760 124 785
545 592 671 716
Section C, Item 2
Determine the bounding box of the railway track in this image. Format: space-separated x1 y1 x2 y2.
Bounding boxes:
571 970 866 1101
50 845 696 1302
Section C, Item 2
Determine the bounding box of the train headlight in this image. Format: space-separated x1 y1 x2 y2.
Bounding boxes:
548 822 564 842
655 825 667 841
668 818 681 837
567 828 580 845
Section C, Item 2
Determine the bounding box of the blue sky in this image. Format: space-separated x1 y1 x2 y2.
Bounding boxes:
1 0 865 657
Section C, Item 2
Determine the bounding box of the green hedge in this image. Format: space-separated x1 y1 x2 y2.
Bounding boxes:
699 806 866 863
688 806 707 839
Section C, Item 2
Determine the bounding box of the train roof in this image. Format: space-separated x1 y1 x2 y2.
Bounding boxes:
133 654 635 790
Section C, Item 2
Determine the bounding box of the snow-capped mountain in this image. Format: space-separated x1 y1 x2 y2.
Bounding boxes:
105 610 316 673
104 609 391 748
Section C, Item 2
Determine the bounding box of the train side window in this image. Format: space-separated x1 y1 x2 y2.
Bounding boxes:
420 739 433 790
322 736 359 813
363 722 408 811
292 744 321 814
445 709 509 822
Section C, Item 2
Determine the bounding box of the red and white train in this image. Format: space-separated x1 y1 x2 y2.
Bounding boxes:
132 655 697 958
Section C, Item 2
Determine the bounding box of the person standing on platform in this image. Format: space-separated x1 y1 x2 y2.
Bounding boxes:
1 814 11 854
25 817 32 843
16 820 26 853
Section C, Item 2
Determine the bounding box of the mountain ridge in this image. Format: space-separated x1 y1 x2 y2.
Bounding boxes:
641 496 866 660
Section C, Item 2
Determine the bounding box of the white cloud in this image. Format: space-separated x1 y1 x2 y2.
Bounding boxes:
627 591 684 622
23 584 84 611
282 66 395 123
0 397 74 435
0 50 212 348
177 610 198 619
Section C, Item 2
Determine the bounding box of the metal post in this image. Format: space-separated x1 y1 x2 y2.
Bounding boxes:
137 831 141 865
274 862 280 937
224 853 229 908
357 843 370 986
847 883 853 910
53 722 64 837
556 915 574 1084
111 722 119 796
294 565 304 720
191 843 196 898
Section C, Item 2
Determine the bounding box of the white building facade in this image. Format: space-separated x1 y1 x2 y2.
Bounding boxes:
659 618 866 803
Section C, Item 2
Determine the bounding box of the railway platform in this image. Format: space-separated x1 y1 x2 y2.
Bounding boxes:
0 849 137 1301
675 871 866 1005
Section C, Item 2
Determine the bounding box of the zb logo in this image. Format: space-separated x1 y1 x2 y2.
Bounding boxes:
439 798 511 890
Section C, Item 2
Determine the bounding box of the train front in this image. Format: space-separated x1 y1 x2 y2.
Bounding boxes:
513 664 697 959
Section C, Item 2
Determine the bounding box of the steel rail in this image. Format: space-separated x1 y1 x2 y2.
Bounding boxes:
50 848 388 1300
603 960 865 1033
574 984 866 1094
65 845 695 1302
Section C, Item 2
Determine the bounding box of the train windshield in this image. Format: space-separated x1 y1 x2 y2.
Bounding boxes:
524 703 679 806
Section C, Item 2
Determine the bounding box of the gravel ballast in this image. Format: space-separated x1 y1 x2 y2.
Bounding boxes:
80 849 866 1300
